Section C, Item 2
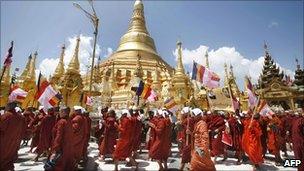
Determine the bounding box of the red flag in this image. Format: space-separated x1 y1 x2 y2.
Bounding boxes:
222 131 233 146
3 41 13 67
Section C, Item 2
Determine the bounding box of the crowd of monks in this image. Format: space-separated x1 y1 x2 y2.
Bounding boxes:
0 101 303 171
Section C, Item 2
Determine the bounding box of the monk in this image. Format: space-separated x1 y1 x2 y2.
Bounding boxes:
145 110 155 150
82 110 91 162
267 114 283 166
113 109 137 171
148 110 168 170
179 107 195 170
50 106 76 171
29 106 46 153
291 111 304 171
242 114 263 170
190 108 216 171
208 111 227 162
71 106 87 164
0 102 26 171
22 107 35 146
35 107 56 161
131 107 143 157
162 110 173 169
259 115 268 157
228 112 244 164
99 110 118 160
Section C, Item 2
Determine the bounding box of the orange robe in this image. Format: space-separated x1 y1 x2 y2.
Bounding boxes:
71 114 87 162
190 120 216 171
242 118 263 165
0 111 26 170
113 116 134 160
99 116 118 155
149 117 168 160
267 117 281 156
51 118 76 171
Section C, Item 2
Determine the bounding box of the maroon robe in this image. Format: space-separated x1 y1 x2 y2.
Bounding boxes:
0 111 26 170
147 116 158 150
23 110 35 140
82 115 91 158
99 116 118 155
291 116 304 171
208 115 225 156
51 118 76 171
71 114 87 162
113 116 134 160
228 116 243 157
131 113 142 152
30 111 46 150
180 116 195 163
35 112 56 154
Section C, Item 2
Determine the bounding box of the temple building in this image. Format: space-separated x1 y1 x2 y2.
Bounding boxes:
256 43 303 110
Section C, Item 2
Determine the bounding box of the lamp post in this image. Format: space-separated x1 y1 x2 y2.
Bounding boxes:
73 0 99 97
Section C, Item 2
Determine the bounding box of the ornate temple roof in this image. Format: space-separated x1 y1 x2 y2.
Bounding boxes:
53 44 65 79
294 59 304 86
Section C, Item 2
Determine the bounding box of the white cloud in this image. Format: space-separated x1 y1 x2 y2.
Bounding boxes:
173 45 294 89
38 34 111 77
268 21 279 28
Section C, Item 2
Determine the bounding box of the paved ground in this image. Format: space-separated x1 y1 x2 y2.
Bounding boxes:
14 141 297 171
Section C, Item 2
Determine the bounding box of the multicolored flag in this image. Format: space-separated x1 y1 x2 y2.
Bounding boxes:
141 85 152 99
8 86 28 103
257 100 274 117
3 41 13 67
147 89 158 102
191 61 220 89
245 76 258 109
164 97 178 113
85 95 93 106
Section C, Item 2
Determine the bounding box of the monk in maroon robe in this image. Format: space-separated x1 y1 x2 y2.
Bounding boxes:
50 106 76 171
71 106 87 164
228 114 244 164
291 112 304 171
113 109 137 171
179 107 195 170
22 107 35 146
208 112 227 162
242 114 263 170
35 107 56 161
259 116 269 157
149 113 168 170
29 108 46 152
131 108 143 155
82 111 91 162
99 110 118 160
0 102 26 171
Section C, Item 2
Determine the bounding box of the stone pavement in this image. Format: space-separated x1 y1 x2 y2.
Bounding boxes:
14 141 297 171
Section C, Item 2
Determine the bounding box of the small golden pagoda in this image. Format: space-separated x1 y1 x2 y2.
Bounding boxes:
93 0 174 108
171 41 192 105
50 44 65 87
0 66 11 107
57 37 84 107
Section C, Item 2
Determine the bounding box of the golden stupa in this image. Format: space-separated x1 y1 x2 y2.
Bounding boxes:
92 0 177 108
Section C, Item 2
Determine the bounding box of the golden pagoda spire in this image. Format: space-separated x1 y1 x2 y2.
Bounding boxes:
224 63 229 86
205 50 209 69
229 64 235 79
117 0 157 55
20 54 32 80
176 41 185 74
27 51 37 82
53 44 65 77
67 36 80 73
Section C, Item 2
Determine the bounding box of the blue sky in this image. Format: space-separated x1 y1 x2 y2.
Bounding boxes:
1 0 303 86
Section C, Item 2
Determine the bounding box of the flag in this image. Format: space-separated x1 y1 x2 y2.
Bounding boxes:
3 41 13 67
245 76 258 109
164 97 178 113
38 84 59 109
141 85 152 99
49 93 62 106
191 61 220 89
8 86 28 103
222 131 233 146
85 95 93 106
228 83 240 111
131 80 145 96
147 89 158 102
257 100 274 117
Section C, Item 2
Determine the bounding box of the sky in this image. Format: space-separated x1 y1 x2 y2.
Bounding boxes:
1 0 303 88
